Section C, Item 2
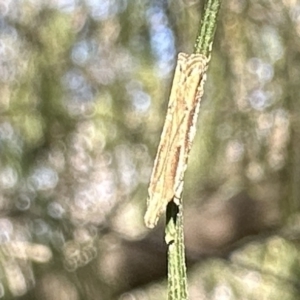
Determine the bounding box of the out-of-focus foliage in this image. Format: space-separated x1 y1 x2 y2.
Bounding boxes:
0 0 300 299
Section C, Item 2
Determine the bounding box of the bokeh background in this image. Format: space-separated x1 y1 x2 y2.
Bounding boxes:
0 0 300 299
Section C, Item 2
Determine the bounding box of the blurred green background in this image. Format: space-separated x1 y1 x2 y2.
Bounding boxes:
0 0 300 299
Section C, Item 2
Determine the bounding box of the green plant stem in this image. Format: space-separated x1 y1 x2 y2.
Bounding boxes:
166 201 187 300
166 0 222 299
194 0 222 58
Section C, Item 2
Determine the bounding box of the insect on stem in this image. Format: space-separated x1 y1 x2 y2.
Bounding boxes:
144 52 208 229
